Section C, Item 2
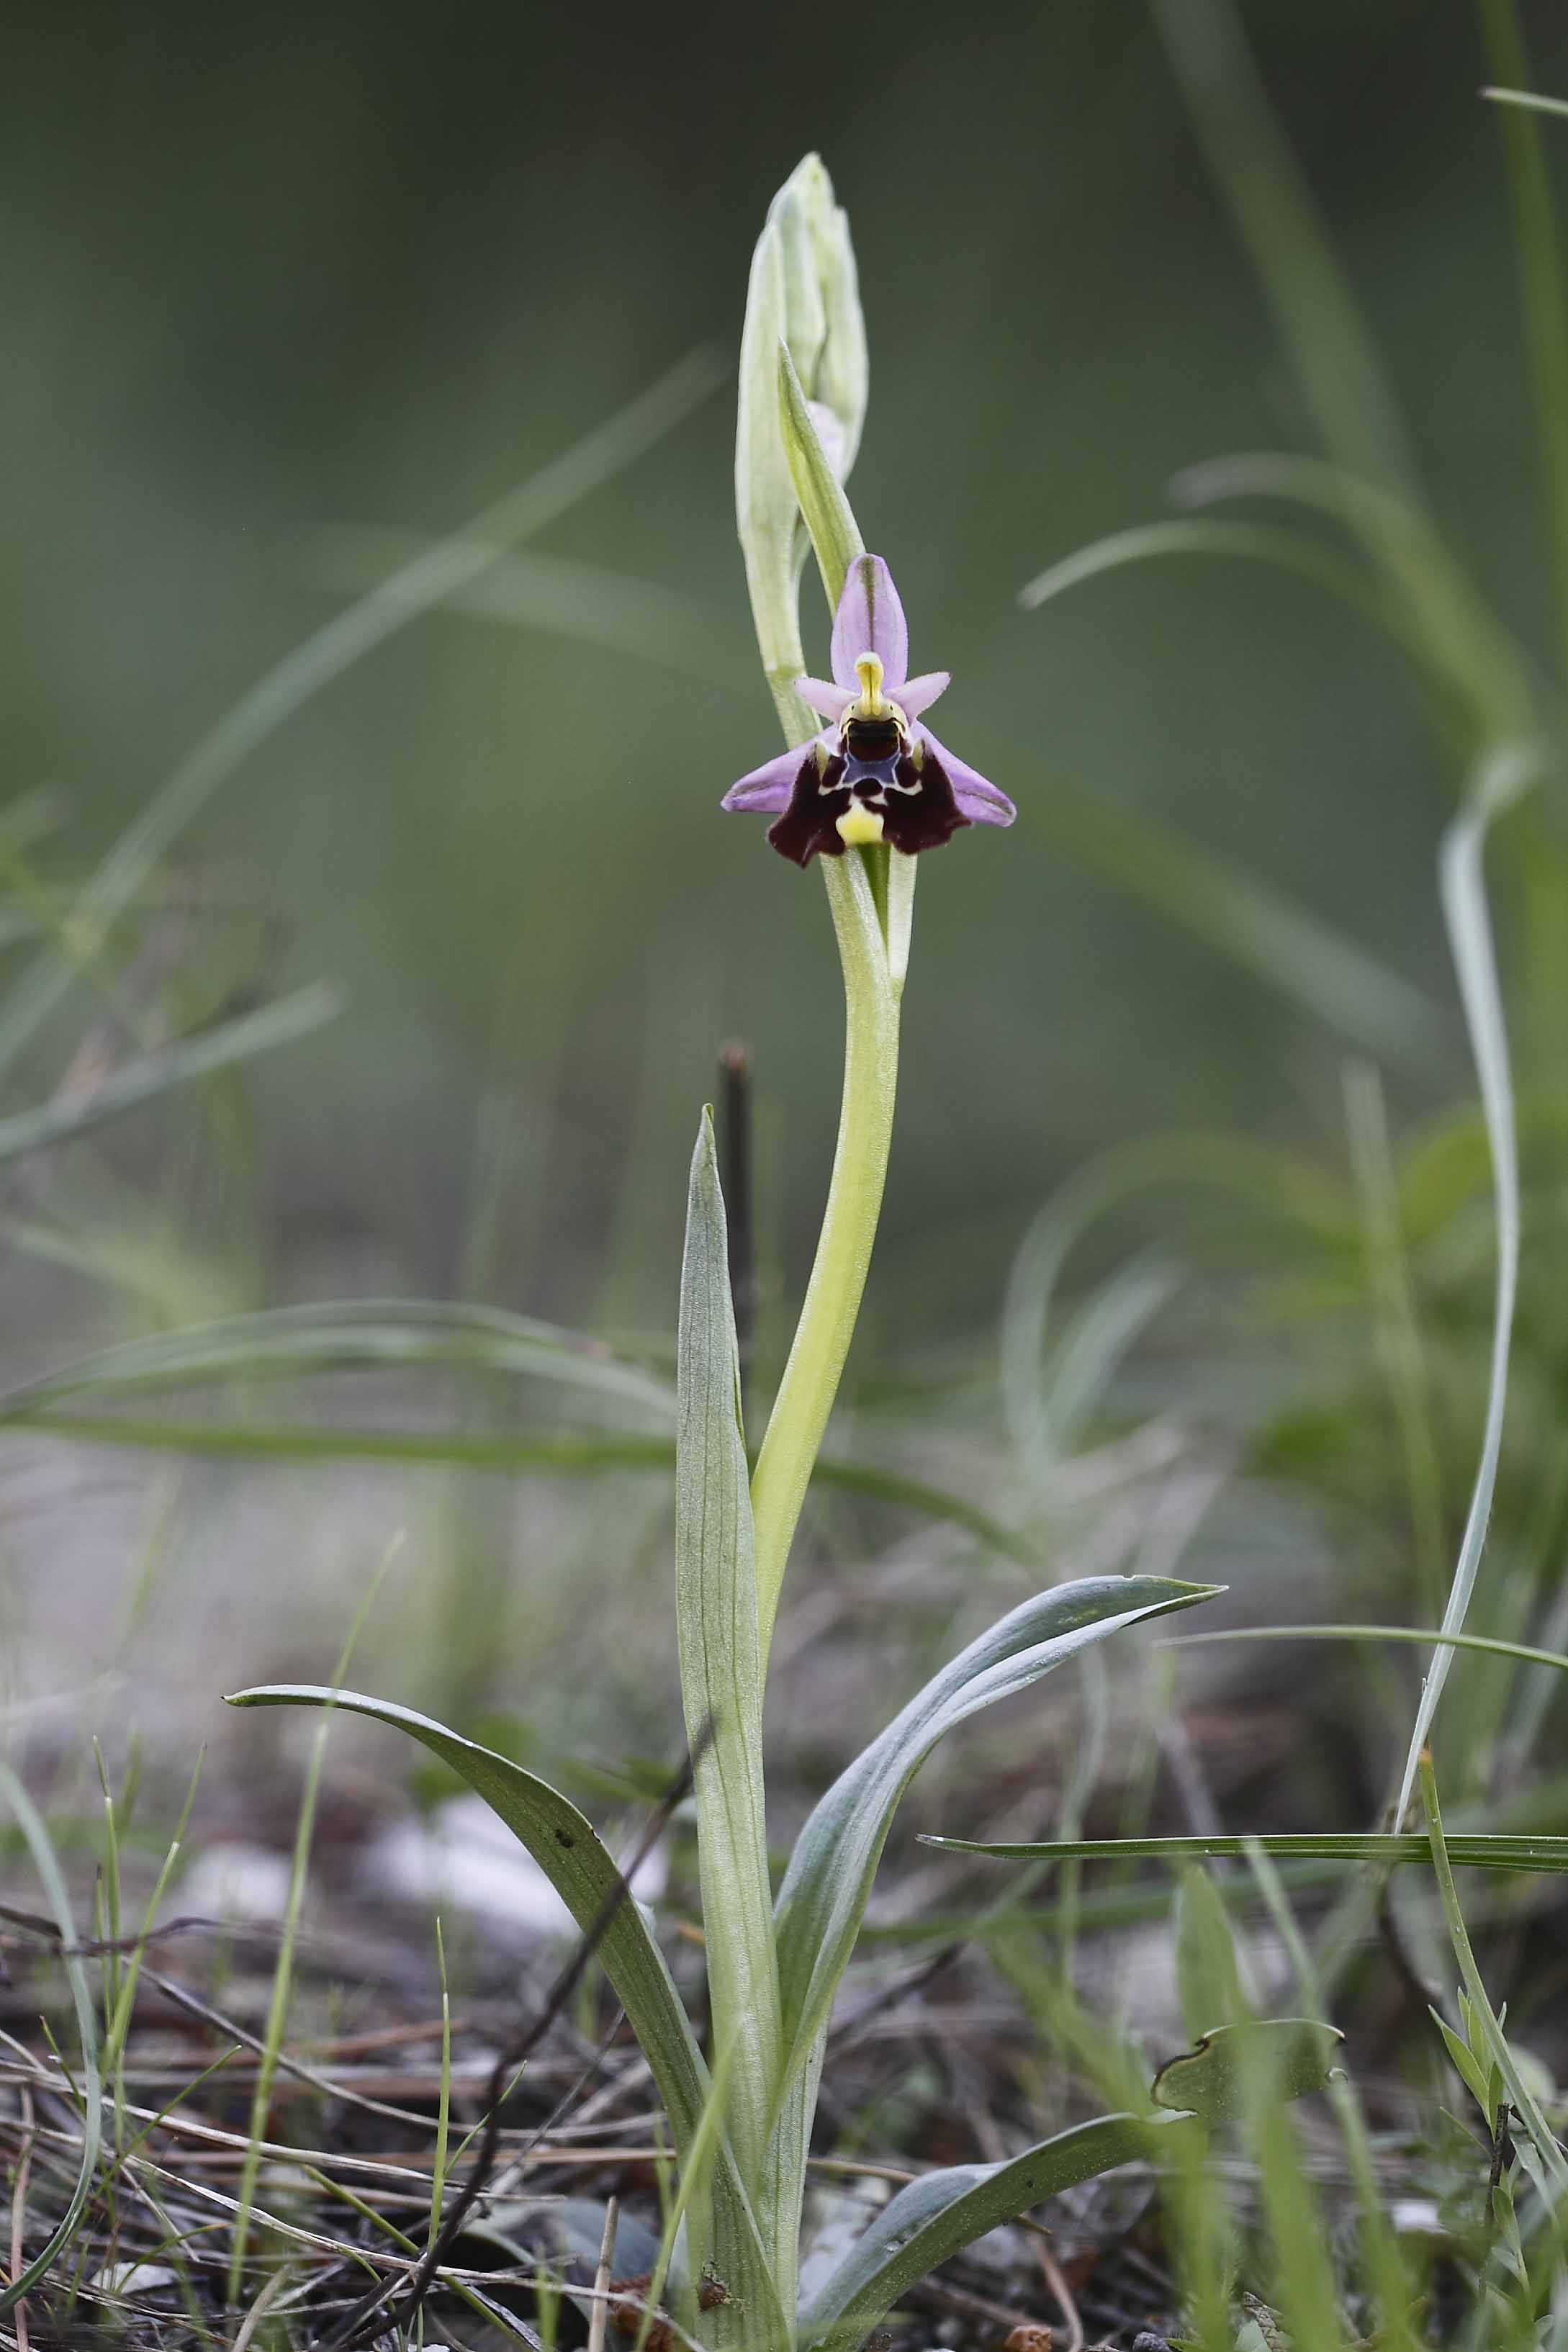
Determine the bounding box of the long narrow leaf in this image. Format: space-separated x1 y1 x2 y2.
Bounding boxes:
1480 1 1568 680
1394 747 1536 1820
1019 517 1412 646
0 1299 673 1419
773 1576 1217 2081
674 1113 785 2302
1 1410 1035 1562
796 2111 1194 2352
924 1831 1568 1870
1171 1623 1568 1676
223 1685 783 2335
225 1686 708 2139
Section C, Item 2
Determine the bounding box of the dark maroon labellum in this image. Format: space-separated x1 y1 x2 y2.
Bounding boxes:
765 744 970 866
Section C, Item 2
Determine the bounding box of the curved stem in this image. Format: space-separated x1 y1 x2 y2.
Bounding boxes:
752 847 901 1659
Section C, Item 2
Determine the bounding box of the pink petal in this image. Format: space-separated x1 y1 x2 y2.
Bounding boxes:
898 671 950 719
916 727 1014 826
795 675 854 721
721 742 816 815
830 554 909 691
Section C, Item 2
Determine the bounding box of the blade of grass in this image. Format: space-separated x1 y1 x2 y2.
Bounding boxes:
1020 515 1417 649
0 1765 103 2314
0 348 721 1088
313 530 722 680
1485 87 1568 120
1418 1749 1568 2197
1479 0 1568 687
0 981 343 1166
1150 0 1420 495
225 1539 397 2301
1395 747 1536 1821
1243 1841 1420 2352
0 1412 1037 1563
1167 1622 1568 1675
428 1918 451 2258
1172 453 1531 739
924 1831 1568 1870
0 1299 674 1420
1343 1063 1448 1619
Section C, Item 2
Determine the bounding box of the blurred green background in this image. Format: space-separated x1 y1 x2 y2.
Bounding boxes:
6 0 1568 1752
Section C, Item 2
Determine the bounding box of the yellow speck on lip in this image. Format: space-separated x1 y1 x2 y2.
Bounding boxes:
837 804 885 846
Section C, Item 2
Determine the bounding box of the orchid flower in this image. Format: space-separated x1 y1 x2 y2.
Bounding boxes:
722 552 1015 865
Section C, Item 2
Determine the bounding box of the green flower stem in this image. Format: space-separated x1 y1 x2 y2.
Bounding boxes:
752 841 901 1658
744 387 910 1661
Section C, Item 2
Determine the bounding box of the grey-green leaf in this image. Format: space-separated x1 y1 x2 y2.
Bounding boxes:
223 1683 781 2334
675 1113 785 2296
772 1574 1219 2082
1150 2020 1346 2121
796 2111 1195 2352
226 1685 706 2136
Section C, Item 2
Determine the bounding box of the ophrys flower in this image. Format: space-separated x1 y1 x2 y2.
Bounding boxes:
721 553 1015 865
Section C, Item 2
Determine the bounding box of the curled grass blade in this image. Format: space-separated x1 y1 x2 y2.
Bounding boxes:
0 1762 103 2313
1171 453 1531 738
1019 515 1415 650
1394 747 1536 1821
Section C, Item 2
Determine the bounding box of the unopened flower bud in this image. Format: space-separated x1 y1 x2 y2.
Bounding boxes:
736 155 868 693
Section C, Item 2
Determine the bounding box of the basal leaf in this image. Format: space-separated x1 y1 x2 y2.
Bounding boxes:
796 2111 1194 2352
223 1685 781 2330
772 1575 1218 2086
675 1112 786 2302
